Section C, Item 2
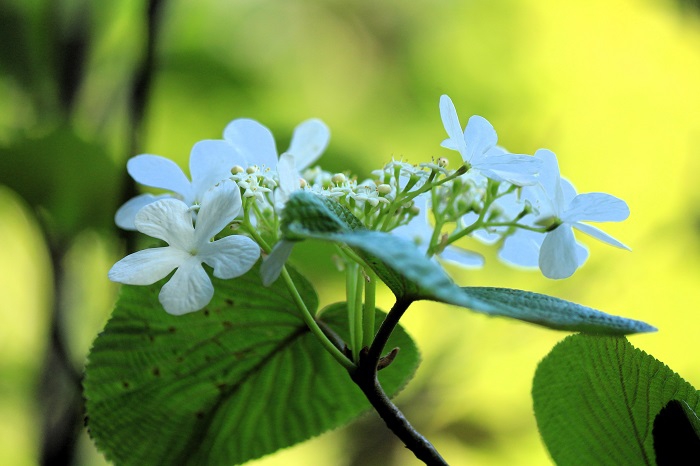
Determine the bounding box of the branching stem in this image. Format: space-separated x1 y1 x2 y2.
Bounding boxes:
348 298 448 465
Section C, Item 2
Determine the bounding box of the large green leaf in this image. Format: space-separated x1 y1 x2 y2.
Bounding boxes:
281 192 655 335
533 334 700 465
84 265 419 465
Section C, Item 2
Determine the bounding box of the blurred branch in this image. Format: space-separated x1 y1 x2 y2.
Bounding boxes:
37 1 168 465
119 0 167 253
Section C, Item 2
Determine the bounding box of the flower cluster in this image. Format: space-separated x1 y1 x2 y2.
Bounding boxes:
109 94 630 314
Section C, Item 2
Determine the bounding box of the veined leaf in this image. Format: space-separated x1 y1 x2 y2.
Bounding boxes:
84 265 419 466
533 334 700 465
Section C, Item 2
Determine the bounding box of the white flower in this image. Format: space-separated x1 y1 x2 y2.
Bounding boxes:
274 153 301 212
439 95 541 186
392 194 484 268
224 117 329 176
115 140 240 230
108 180 260 315
501 149 629 279
224 118 330 213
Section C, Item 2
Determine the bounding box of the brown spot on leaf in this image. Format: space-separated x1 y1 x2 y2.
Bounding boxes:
222 321 233 329
168 326 176 333
203 309 210 317
152 367 160 377
195 411 205 420
122 381 130 389
225 298 234 306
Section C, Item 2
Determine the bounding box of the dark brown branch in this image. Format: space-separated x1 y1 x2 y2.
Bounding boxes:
347 298 448 465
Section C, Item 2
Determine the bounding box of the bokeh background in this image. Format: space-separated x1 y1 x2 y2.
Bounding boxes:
2 0 700 464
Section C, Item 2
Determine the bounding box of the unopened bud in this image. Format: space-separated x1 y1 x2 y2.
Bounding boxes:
246 165 259 174
331 173 346 184
299 178 308 188
231 165 245 175
377 184 392 195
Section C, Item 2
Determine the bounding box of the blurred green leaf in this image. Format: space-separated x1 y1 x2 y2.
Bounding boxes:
0 125 119 238
533 334 700 465
84 264 419 465
282 192 655 335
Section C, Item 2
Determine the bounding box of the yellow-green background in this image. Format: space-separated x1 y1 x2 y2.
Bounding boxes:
2 0 700 464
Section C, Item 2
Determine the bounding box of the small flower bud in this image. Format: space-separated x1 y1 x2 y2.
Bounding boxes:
377 184 392 195
246 165 259 174
332 173 346 184
231 165 244 175
299 178 308 188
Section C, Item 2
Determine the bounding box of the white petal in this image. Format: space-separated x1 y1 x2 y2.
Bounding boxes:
563 193 630 223
439 246 484 268
194 180 242 244
159 258 214 315
533 149 565 211
539 226 580 279
260 240 295 286
188 140 241 204
474 153 542 186
115 193 171 230
276 153 299 210
288 119 330 170
223 118 279 169
463 115 498 162
499 229 544 268
572 222 631 250
439 95 468 157
200 235 260 279
108 247 187 285
135 199 195 250
127 155 191 197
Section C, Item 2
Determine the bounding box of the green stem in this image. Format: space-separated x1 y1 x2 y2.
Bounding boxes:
353 267 365 358
346 262 358 361
362 271 376 348
282 267 355 370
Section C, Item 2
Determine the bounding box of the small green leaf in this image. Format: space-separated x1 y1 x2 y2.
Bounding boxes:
282 192 655 335
84 265 419 466
533 334 700 465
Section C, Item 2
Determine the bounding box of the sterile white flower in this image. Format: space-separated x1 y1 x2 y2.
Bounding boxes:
115 140 240 230
439 95 541 186
501 149 629 279
224 118 329 213
108 180 260 315
224 118 329 176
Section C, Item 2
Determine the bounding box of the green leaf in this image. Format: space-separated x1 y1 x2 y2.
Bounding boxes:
533 334 700 465
84 265 419 466
458 287 656 335
281 192 655 335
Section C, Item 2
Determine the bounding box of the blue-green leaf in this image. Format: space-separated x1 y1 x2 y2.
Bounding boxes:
281 192 655 335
